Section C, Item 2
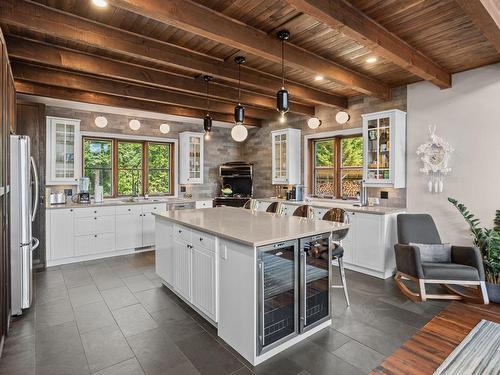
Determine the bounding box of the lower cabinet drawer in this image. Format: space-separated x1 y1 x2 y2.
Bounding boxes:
173 224 191 243
95 215 115 234
195 200 213 209
191 230 216 252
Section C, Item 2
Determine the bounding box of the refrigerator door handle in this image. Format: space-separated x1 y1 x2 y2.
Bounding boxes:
30 156 39 222
258 259 265 350
31 237 40 251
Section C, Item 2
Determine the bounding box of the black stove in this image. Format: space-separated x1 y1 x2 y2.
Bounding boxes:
215 162 253 207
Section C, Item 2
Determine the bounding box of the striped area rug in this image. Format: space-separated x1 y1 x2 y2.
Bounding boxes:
434 319 500 374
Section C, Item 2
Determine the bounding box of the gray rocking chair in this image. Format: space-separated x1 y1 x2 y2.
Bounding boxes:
394 214 489 304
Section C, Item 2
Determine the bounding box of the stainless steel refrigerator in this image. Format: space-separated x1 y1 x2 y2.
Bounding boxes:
10 135 39 316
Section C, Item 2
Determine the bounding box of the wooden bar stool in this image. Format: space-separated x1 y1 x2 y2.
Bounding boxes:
292 204 310 218
322 208 351 306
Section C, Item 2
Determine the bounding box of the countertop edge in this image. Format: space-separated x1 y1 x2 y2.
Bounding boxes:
154 212 349 248
45 197 213 210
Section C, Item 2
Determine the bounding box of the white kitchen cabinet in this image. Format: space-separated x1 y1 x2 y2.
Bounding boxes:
192 245 216 321
74 208 116 256
195 200 213 209
179 132 204 184
142 204 166 247
46 116 81 185
362 109 406 188
115 206 143 250
173 238 192 301
48 208 74 260
271 128 301 185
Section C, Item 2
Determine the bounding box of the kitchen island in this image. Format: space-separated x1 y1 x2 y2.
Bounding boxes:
154 206 349 365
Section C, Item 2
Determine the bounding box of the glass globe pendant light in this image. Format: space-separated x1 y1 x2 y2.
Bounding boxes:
232 56 247 142
276 30 290 119
203 75 213 139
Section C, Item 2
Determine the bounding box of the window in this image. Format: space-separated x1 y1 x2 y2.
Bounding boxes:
83 139 113 197
311 135 363 199
117 142 143 196
82 137 174 197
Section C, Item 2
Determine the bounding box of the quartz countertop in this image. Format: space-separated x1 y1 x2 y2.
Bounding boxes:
45 197 211 210
257 198 405 215
154 206 349 247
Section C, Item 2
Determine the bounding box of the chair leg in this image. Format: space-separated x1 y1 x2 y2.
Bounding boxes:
338 257 350 307
394 272 421 302
479 281 490 304
417 279 427 302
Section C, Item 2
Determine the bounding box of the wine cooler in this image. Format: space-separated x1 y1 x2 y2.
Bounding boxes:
257 233 331 355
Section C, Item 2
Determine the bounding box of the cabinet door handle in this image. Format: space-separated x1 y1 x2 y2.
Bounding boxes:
199 237 203 241
154 207 157 210
128 208 131 211
94 210 97 214
178 230 182 233
70 209 73 212
94 234 97 238
94 217 97 220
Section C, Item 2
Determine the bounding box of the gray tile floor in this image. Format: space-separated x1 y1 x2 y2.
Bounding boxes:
0 251 448 375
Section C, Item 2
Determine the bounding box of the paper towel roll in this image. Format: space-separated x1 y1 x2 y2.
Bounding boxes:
94 186 104 203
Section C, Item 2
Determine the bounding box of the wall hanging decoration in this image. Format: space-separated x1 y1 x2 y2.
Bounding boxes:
203 75 213 139
417 125 453 193
276 30 290 123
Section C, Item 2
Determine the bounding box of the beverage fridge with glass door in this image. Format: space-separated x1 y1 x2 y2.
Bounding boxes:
257 233 331 355
10 135 39 316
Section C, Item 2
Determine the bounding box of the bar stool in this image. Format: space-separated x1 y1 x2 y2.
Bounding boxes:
266 201 280 213
243 199 252 209
292 204 310 217
322 208 350 307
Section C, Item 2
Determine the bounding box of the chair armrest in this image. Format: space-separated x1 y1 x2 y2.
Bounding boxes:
451 246 485 281
394 244 424 279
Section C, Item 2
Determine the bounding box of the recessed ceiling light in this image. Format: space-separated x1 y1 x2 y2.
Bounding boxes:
94 116 108 128
315 75 324 81
366 56 377 64
92 0 108 7
129 119 141 131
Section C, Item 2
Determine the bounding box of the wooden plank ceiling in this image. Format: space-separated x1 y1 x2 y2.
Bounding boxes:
1 0 499 125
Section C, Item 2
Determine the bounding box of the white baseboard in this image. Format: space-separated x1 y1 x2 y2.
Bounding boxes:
46 247 154 267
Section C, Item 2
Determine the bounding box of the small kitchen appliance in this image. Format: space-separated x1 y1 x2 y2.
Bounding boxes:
76 177 91 204
49 192 66 205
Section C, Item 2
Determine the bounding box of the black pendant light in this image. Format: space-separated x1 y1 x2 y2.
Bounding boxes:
277 30 290 120
203 75 213 138
234 56 246 124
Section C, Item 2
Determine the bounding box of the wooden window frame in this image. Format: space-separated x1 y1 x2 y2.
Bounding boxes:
309 134 362 199
82 136 175 198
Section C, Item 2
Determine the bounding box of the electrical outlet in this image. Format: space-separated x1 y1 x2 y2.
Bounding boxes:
380 191 389 199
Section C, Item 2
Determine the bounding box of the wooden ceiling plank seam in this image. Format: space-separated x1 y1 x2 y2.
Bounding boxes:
107 0 390 99
0 0 346 107
286 0 451 89
14 79 262 126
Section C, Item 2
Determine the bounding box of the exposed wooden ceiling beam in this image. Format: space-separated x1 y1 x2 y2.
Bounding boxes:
109 0 390 99
286 0 451 89
6 36 314 116
456 0 500 53
11 62 277 121
15 80 262 127
0 0 346 108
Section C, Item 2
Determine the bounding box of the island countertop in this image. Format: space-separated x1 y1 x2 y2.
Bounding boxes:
154 206 349 247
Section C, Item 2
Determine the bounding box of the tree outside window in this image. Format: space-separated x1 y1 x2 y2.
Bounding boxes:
117 142 143 196
83 139 113 196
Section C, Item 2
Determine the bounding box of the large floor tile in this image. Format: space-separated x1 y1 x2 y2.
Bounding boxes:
122 274 156 292
92 273 125 291
333 340 385 373
35 321 90 375
35 299 74 330
62 268 94 288
150 306 204 343
74 300 118 334
112 303 159 337
309 328 353 354
101 286 139 310
68 284 103 308
0 334 35 375
134 286 179 313
176 331 244 375
127 328 200 375
35 283 69 306
93 358 145 375
81 325 135 373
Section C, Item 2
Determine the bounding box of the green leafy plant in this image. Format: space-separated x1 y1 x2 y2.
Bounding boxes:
448 198 500 284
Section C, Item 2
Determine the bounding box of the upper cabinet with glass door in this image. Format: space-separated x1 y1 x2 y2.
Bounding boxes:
362 109 406 188
271 128 301 185
179 132 204 184
46 116 81 185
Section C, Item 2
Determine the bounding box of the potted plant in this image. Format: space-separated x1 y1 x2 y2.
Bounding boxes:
448 198 500 303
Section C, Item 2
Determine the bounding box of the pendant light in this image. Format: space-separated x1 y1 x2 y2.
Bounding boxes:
232 56 248 142
203 75 213 139
276 30 290 119
234 56 245 125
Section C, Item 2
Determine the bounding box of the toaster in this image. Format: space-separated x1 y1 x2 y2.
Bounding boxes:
49 193 66 205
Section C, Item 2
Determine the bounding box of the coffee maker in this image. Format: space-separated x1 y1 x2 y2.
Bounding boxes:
76 177 91 204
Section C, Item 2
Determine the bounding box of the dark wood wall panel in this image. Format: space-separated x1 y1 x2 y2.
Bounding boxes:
0 26 15 354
